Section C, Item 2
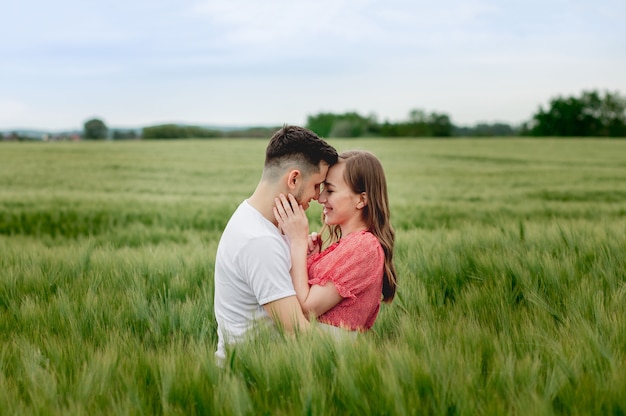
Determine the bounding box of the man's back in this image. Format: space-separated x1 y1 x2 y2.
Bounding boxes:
214 200 296 361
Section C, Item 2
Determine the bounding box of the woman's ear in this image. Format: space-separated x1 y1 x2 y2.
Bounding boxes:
356 192 368 209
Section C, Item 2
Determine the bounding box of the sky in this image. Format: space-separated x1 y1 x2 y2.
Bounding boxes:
1 0 625 131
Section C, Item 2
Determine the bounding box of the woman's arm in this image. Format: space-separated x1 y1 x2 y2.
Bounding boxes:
274 194 342 317
302 281 343 317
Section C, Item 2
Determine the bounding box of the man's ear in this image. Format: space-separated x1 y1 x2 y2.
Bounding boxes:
287 170 301 191
356 192 368 209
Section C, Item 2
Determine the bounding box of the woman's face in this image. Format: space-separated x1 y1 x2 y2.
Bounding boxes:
317 161 364 230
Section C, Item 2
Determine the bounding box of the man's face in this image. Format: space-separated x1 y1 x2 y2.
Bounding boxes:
294 162 329 210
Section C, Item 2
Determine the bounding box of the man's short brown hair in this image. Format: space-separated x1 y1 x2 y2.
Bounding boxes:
265 125 338 175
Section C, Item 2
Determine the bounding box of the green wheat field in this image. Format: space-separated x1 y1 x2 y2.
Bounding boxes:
1 138 625 415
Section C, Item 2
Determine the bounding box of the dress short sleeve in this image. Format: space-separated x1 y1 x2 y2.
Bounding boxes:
308 231 384 305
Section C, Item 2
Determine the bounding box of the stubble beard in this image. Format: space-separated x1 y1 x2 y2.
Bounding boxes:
293 187 308 210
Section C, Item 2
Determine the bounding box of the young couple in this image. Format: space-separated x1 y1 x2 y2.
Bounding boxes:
213 125 397 362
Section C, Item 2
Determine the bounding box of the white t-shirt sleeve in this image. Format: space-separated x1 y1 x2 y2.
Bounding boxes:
241 235 296 305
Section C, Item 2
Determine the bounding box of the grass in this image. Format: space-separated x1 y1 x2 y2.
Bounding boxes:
0 138 625 414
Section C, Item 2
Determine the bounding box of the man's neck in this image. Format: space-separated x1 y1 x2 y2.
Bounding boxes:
247 184 280 226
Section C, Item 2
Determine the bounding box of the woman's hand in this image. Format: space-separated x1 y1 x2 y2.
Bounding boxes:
307 232 321 256
273 193 309 246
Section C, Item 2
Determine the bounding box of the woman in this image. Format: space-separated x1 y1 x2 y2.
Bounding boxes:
273 150 397 332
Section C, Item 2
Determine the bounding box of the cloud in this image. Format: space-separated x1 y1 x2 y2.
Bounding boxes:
0 99 28 125
190 0 375 42
1 0 625 129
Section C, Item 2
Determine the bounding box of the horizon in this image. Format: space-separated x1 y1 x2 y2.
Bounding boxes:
0 117 531 135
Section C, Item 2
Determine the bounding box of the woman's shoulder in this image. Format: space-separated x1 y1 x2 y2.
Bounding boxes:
345 230 380 244
341 230 382 253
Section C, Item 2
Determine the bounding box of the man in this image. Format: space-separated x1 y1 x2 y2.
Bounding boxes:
214 125 338 362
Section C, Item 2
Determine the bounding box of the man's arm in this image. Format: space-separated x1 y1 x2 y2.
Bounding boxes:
263 295 310 333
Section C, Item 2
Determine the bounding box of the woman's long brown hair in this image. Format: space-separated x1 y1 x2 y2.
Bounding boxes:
320 150 398 302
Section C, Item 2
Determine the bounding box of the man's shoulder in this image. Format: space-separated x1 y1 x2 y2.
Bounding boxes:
219 203 285 255
224 203 277 238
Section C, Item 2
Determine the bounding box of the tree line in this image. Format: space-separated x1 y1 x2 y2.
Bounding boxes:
79 89 626 140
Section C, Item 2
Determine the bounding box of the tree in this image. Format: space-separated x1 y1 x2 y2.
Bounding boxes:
407 109 430 136
112 129 138 140
306 112 378 138
328 112 377 138
83 118 108 140
306 113 336 137
142 124 222 139
306 108 454 138
455 122 516 137
530 90 626 137
428 112 453 137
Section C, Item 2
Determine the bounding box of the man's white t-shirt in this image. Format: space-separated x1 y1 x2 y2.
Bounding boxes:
214 200 296 361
